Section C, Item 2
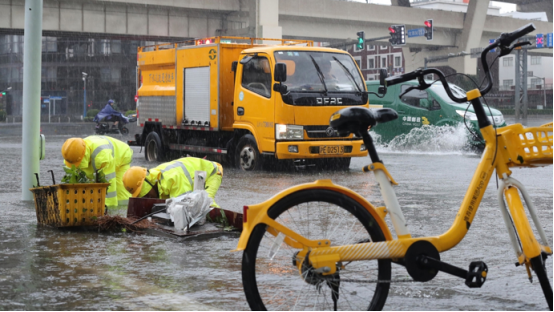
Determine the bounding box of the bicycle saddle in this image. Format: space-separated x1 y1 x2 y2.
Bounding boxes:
330 107 398 136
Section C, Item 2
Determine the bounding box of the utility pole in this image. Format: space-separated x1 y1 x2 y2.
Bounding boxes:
514 48 528 120
21 0 43 200
82 72 87 118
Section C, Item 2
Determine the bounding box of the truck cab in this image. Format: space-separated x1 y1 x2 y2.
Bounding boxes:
133 37 369 170
233 46 369 170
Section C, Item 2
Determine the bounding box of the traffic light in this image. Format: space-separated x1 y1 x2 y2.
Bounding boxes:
424 19 433 41
388 27 396 45
356 31 365 50
388 25 406 46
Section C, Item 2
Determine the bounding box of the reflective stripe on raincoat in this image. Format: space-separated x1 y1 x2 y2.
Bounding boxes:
146 157 222 208
76 136 133 206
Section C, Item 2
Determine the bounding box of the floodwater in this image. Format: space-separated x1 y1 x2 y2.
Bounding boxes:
0 117 552 310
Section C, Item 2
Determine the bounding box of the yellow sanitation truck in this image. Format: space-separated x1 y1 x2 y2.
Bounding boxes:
131 36 370 170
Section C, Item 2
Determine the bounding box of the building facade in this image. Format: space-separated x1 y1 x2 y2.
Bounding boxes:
347 43 405 81
0 33 179 118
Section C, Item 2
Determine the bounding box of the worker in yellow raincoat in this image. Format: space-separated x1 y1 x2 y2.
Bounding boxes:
61 136 133 206
122 157 223 208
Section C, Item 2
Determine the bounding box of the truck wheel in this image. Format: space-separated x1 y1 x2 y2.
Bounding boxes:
144 131 164 162
235 134 263 171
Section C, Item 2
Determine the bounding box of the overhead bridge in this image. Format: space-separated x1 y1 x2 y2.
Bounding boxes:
0 0 551 72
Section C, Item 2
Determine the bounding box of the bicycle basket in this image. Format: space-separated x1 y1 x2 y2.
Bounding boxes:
500 123 553 167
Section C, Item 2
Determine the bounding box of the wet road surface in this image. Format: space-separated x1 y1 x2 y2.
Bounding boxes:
0 118 552 310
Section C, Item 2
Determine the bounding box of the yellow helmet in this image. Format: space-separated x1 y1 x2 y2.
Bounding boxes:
123 166 151 198
62 138 86 167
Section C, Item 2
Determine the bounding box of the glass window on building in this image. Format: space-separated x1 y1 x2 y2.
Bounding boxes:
42 37 57 52
503 57 513 67
503 79 513 88
381 56 386 68
11 67 21 82
87 39 95 56
354 58 361 69
530 78 542 88
100 39 111 55
0 36 8 54
367 44 375 51
531 56 541 65
111 40 122 54
368 58 374 69
394 56 401 67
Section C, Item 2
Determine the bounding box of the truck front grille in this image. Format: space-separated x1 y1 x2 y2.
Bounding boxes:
304 125 347 139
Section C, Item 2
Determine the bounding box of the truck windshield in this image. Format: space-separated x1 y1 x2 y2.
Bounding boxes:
274 51 364 93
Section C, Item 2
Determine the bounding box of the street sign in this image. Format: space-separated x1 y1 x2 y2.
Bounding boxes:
50 96 63 100
536 33 544 48
408 28 425 38
489 39 496 53
43 99 50 103
547 33 553 48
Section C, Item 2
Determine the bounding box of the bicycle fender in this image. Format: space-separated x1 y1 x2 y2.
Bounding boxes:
233 179 393 252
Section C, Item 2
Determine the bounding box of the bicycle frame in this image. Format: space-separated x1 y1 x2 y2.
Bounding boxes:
235 94 552 276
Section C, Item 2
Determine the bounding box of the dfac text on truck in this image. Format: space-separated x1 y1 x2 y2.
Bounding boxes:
130 36 370 170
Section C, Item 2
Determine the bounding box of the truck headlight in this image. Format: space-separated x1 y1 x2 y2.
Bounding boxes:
456 110 478 121
276 124 303 140
488 115 504 126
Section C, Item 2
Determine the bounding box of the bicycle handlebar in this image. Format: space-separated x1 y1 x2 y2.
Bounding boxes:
497 23 536 47
385 23 536 103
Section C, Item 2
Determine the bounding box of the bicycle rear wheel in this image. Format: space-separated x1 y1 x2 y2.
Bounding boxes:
242 189 391 310
530 255 553 310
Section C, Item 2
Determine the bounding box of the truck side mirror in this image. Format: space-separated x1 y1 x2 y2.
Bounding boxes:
378 69 388 95
274 63 287 82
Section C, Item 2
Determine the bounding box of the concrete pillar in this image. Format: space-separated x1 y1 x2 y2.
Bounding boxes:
448 0 489 75
248 0 281 39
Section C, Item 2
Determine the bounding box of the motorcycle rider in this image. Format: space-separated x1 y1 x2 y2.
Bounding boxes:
95 99 126 129
61 136 133 207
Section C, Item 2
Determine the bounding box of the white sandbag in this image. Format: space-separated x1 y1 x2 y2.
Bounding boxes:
166 190 213 231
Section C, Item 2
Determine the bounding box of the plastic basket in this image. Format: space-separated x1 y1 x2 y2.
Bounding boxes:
500 123 553 167
31 183 110 227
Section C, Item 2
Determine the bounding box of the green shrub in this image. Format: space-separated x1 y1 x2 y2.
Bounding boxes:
125 110 136 116
84 117 94 122
0 109 5 121
86 109 99 118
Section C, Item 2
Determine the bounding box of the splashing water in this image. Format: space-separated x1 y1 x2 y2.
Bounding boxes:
372 123 477 155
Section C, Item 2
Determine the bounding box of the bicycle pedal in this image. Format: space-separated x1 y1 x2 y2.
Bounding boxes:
465 261 488 288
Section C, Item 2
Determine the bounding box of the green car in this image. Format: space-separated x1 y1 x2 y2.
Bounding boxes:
366 80 507 149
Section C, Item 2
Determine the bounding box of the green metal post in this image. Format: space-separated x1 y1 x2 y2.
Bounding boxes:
21 0 43 200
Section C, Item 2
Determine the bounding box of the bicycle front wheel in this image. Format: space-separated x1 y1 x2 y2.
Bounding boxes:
242 189 391 311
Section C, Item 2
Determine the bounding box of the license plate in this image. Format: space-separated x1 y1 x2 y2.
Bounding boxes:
319 145 344 155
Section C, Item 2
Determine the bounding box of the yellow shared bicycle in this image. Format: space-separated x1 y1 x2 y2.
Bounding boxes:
235 23 553 310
